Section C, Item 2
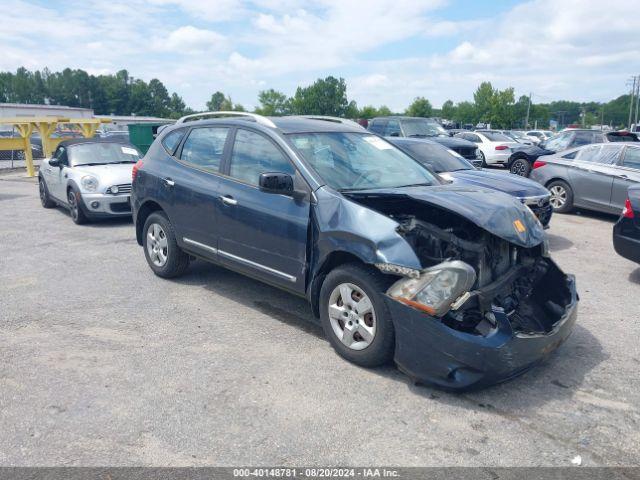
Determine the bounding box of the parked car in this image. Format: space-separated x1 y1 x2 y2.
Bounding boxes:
388 138 553 227
529 143 640 214
454 130 520 166
132 112 578 391
526 130 554 142
502 130 537 146
613 184 640 264
368 116 481 163
38 138 141 224
508 129 640 177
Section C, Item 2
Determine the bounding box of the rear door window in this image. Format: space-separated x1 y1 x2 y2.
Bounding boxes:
180 127 229 172
622 146 640 170
228 129 295 186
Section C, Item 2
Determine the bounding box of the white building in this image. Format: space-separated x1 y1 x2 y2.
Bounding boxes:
96 115 174 133
0 103 94 119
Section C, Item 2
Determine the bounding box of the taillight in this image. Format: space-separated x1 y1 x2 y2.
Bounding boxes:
132 160 143 182
623 198 635 219
533 160 547 169
495 145 509 151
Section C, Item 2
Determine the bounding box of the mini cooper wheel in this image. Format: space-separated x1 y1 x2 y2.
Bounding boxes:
510 158 531 177
39 177 55 208
143 211 190 278
320 263 395 367
547 180 574 213
67 188 88 224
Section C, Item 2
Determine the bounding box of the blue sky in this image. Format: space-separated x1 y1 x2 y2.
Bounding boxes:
1 0 638 111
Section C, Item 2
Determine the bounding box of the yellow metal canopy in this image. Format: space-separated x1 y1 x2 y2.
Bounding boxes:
0 117 110 177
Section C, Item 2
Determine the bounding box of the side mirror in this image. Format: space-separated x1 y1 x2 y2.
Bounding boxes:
259 172 294 195
49 157 61 167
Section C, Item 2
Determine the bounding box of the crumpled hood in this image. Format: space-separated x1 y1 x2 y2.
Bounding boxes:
444 169 550 198
345 185 546 248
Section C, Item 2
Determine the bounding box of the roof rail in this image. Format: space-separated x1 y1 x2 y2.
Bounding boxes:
176 111 277 128
298 115 365 129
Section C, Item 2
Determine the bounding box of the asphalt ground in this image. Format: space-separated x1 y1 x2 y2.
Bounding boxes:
1 170 639 467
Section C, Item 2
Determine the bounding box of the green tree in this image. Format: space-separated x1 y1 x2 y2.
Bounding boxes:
290 76 350 116
405 96 433 117
206 91 226 111
377 105 392 116
441 100 455 120
255 89 290 116
473 81 496 124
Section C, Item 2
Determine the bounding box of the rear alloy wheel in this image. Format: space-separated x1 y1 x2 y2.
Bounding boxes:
510 158 531 177
142 211 190 278
547 180 574 213
39 177 55 208
320 263 395 367
67 188 88 224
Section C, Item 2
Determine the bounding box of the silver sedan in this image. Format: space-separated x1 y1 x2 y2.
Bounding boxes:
529 143 640 214
38 139 141 224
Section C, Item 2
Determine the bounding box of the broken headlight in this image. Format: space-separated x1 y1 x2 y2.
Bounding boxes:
387 260 476 317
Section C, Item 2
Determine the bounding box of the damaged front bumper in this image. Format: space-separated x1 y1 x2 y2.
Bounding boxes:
385 273 578 391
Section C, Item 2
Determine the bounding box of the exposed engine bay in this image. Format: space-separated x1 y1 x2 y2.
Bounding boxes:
346 193 573 337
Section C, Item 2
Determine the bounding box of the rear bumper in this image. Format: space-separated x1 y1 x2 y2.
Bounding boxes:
385 274 578 391
613 221 640 263
484 152 511 164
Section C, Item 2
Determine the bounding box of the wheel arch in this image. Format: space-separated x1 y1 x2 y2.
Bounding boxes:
136 200 165 246
308 250 375 319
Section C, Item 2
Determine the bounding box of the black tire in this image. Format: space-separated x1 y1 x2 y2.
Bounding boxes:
67 187 89 225
142 211 190 278
319 263 395 368
547 180 574 213
478 150 487 167
39 177 55 208
509 157 531 177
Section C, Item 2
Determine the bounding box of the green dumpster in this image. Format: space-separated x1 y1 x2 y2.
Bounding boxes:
127 123 172 155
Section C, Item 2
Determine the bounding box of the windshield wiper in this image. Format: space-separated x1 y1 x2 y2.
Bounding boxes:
75 162 104 166
394 182 433 188
407 134 429 138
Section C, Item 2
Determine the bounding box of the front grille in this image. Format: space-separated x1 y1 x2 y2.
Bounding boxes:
106 183 132 195
452 146 479 160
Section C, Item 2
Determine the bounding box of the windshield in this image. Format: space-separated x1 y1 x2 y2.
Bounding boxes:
288 132 439 190
69 143 141 166
395 142 473 173
480 131 513 142
401 118 448 137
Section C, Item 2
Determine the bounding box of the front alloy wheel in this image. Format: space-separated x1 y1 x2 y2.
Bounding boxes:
510 158 531 177
67 189 87 224
328 283 376 351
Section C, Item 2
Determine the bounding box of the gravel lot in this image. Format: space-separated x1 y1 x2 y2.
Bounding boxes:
1 170 639 467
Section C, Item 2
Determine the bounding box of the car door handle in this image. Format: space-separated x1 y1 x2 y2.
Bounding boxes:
220 195 238 206
619 174 629 180
162 178 175 187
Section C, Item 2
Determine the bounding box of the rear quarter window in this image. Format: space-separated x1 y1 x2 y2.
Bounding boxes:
161 129 186 155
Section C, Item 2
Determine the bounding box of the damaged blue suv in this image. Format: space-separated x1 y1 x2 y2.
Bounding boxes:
132 112 578 390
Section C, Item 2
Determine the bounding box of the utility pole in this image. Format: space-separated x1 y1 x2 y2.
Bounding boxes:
628 76 637 130
635 74 640 128
525 92 532 129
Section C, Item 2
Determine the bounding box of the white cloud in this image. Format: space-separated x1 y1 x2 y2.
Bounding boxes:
0 0 638 111
158 26 227 53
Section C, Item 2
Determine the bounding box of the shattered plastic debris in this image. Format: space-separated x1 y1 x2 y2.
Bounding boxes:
571 455 582 466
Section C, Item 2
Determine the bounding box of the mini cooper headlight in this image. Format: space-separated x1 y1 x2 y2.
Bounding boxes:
387 260 476 317
81 175 98 192
110 185 119 194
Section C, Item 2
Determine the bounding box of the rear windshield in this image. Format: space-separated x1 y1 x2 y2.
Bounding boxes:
69 143 141 166
480 132 512 142
607 133 639 142
288 132 439 191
